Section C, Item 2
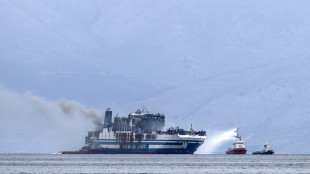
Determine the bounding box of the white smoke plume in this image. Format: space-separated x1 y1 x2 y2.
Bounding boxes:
196 128 237 154
0 86 104 153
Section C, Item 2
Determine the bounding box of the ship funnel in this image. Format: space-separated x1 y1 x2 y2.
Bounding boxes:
104 108 112 128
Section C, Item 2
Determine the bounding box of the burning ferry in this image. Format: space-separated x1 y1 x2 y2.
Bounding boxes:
59 107 207 154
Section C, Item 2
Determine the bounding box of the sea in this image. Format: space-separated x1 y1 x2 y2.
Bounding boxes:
0 154 309 174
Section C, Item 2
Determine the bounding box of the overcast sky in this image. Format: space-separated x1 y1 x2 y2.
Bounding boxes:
1 0 310 153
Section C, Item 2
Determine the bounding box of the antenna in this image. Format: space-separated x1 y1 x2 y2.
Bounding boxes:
191 124 193 135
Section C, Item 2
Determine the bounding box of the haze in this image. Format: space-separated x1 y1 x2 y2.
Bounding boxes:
1 0 310 154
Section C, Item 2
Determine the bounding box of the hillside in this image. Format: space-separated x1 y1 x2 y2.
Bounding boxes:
1 0 310 153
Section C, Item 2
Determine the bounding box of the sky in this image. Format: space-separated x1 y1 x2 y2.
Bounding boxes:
1 0 310 154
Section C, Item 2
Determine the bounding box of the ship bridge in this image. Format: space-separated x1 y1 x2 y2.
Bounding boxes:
101 107 165 134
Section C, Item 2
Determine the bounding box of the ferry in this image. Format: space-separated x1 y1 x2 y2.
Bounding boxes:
59 107 207 154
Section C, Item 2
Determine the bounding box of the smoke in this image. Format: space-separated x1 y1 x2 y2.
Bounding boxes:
196 128 237 154
58 100 104 125
0 86 104 153
16 91 104 125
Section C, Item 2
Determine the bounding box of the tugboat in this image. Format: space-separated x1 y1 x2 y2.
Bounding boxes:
226 128 247 154
252 141 274 155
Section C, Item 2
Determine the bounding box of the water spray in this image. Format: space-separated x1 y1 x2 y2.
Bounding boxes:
196 128 238 154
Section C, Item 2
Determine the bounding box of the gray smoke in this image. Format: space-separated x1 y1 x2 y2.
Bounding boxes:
58 100 104 125
23 92 104 125
0 86 104 153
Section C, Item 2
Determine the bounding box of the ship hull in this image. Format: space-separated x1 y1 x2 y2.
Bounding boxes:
59 148 108 154
60 139 203 154
59 150 195 154
252 150 274 155
226 148 247 154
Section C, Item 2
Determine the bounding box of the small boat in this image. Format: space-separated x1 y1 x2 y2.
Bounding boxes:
226 128 247 154
252 142 274 155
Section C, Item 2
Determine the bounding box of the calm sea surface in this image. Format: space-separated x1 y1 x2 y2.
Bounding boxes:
0 154 309 174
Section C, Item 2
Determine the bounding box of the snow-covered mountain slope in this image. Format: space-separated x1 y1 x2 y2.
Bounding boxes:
1 0 310 153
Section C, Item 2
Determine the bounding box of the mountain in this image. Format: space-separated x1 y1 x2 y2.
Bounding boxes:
1 0 310 153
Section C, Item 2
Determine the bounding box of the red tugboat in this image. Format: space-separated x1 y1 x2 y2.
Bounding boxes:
226 128 247 154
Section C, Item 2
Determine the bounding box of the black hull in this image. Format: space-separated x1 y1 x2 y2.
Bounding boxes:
252 150 274 155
